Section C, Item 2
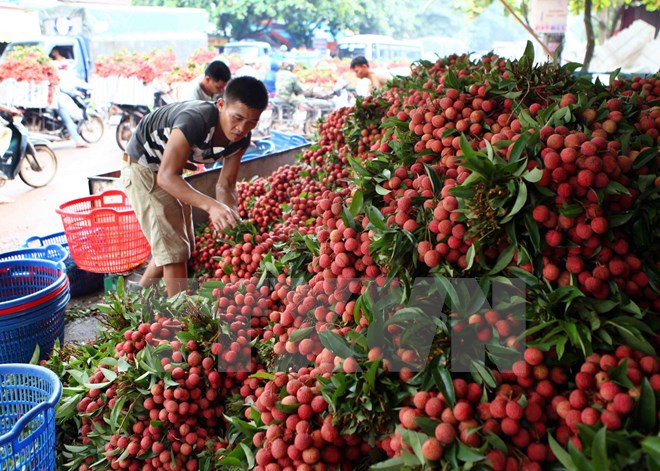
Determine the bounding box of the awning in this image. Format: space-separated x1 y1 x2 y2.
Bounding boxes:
0 5 42 42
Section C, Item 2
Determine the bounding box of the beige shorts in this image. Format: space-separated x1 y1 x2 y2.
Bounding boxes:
120 158 195 267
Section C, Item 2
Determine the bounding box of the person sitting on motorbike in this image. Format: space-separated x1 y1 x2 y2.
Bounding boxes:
275 61 304 107
191 60 231 101
50 47 88 148
349 55 390 96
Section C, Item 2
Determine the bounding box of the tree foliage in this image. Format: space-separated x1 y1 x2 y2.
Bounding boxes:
449 0 658 71
133 0 425 47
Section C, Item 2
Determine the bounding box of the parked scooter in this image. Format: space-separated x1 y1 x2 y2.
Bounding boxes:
112 91 169 151
0 105 58 188
19 87 105 144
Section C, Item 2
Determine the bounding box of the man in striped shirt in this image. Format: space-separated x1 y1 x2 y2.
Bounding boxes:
121 76 269 296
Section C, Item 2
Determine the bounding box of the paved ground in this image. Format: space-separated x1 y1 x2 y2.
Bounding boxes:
0 124 123 252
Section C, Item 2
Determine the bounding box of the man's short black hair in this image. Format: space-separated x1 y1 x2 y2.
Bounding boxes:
224 76 269 111
350 55 369 69
205 60 231 82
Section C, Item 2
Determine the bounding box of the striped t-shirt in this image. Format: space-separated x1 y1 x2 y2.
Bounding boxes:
125 100 250 172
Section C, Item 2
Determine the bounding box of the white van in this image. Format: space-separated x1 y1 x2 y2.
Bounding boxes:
337 35 423 63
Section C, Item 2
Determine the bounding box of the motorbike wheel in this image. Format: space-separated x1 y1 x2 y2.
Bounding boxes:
79 113 105 143
115 114 140 151
19 145 58 188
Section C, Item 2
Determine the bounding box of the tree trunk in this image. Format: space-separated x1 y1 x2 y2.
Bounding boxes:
609 6 624 37
582 0 595 72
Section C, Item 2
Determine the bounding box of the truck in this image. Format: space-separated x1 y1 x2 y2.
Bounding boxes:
0 3 209 83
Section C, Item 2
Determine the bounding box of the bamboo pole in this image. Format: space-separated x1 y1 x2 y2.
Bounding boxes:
498 0 554 58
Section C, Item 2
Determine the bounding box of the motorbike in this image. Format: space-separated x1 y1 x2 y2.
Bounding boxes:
112 91 169 151
0 106 58 188
19 87 105 145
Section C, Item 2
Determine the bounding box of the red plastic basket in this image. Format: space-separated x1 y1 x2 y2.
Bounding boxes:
55 190 151 274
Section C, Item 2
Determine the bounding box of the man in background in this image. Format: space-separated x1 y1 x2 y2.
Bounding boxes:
191 60 231 101
50 47 88 147
350 55 390 95
275 61 304 106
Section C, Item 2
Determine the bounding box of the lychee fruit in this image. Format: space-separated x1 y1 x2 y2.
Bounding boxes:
600 382 620 401
600 410 622 430
422 437 443 461
435 423 457 445
590 217 608 234
524 347 544 366
612 393 634 415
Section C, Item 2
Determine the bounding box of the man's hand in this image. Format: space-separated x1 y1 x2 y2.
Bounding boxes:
208 200 240 232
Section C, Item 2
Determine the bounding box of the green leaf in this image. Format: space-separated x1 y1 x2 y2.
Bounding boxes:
365 356 379 390
605 358 635 390
99 367 117 383
369 456 407 470
238 443 255 469
470 360 497 388
423 163 444 196
632 146 658 170
375 184 391 195
288 326 314 342
591 427 608 471
604 181 631 196
318 329 357 361
507 130 529 163
608 67 621 85
457 441 485 462
568 440 594 471
548 433 579 471
349 189 364 216
637 378 657 432
488 244 515 275
250 371 275 380
56 393 82 421
523 167 543 183
642 436 660 464
415 416 440 436
522 40 535 63
507 266 541 286
485 430 508 454
465 244 476 270
433 365 456 408
29 344 40 365
501 183 527 223
559 204 585 218
449 186 477 199
341 206 357 230
607 211 633 232
110 395 128 433
398 427 428 465
445 67 461 89
366 205 388 231
456 134 473 160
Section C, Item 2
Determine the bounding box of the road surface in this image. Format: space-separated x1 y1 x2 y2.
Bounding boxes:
0 125 123 252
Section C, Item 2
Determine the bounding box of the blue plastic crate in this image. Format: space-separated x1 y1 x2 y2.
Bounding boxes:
21 232 103 297
0 245 68 266
21 232 67 249
0 293 68 363
0 260 69 363
0 364 62 470
0 260 67 313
